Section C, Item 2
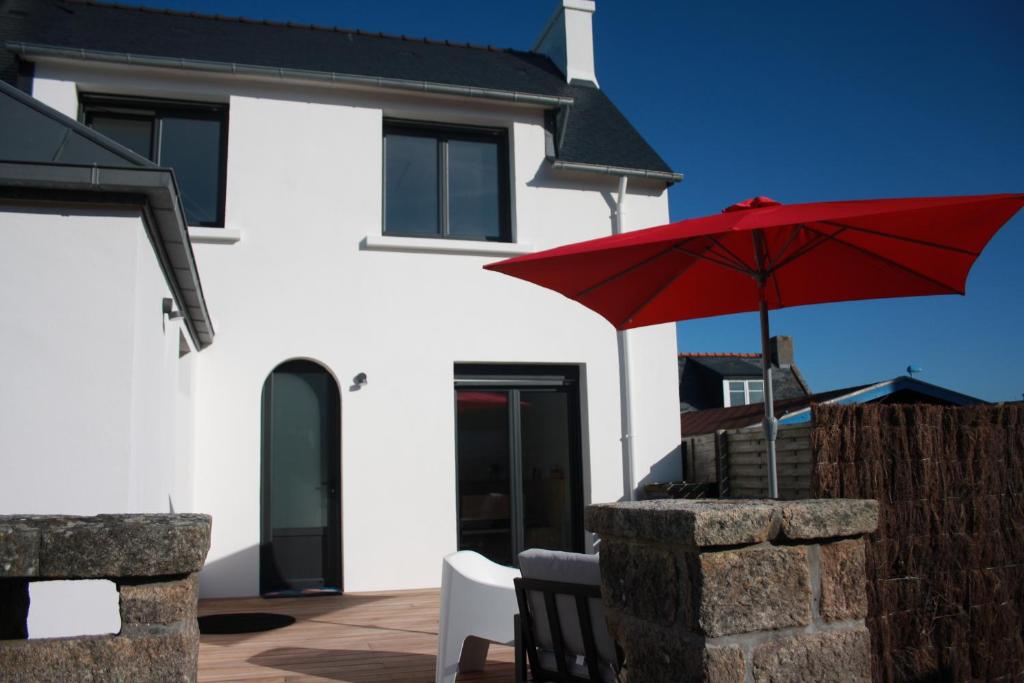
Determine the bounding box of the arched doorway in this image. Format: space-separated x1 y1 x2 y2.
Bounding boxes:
260 360 341 595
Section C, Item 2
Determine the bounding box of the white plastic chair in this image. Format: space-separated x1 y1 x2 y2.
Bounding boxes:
435 550 521 683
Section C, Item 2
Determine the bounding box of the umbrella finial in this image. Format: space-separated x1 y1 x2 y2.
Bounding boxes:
723 196 782 213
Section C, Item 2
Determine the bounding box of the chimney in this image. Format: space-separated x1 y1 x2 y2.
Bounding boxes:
533 0 598 86
769 336 794 368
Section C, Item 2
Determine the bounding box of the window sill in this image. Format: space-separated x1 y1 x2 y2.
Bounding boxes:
360 234 533 256
189 227 242 244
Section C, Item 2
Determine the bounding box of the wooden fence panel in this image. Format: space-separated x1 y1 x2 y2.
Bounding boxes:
723 423 813 499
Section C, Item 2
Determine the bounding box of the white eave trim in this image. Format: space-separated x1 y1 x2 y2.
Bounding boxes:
7 42 575 108
361 234 533 256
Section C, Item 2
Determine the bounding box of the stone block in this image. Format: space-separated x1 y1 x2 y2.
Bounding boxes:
696 545 811 637
608 615 745 683
778 500 878 540
0 514 211 579
119 574 198 625
751 627 871 682
600 540 678 626
0 524 40 577
587 500 778 547
692 643 747 683
0 620 199 682
820 540 868 622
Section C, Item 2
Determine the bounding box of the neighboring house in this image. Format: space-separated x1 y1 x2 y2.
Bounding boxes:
678 335 810 412
0 0 684 615
678 375 986 495
681 375 986 440
679 375 987 499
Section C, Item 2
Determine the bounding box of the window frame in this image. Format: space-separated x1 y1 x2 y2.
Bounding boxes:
79 93 229 228
722 378 765 407
382 119 511 243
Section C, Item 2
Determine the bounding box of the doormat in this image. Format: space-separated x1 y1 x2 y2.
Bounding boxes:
198 612 296 634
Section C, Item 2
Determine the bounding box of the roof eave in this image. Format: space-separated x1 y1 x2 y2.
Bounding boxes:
6 41 575 108
0 160 215 350
548 158 683 185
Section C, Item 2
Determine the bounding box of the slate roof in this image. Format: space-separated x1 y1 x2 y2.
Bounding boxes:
678 353 810 412
0 0 679 181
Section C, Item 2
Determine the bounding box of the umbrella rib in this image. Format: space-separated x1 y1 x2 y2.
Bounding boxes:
767 227 845 274
573 239 704 300
707 235 756 274
801 223 964 295
617 255 703 328
673 243 756 276
818 220 980 256
768 224 805 268
615 238 746 327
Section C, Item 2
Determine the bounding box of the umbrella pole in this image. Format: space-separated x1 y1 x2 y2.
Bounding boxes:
753 230 779 499
759 297 779 499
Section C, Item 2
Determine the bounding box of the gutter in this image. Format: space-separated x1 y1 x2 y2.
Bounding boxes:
9 42 686 184
5 42 575 108
549 158 683 185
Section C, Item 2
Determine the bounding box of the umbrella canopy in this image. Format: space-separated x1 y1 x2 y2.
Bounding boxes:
484 193 1024 330
485 193 1024 498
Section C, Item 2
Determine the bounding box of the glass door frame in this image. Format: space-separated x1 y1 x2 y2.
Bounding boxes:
259 359 342 595
454 364 585 564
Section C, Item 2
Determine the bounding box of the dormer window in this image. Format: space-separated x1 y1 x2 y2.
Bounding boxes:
383 120 510 242
723 379 764 407
81 94 228 227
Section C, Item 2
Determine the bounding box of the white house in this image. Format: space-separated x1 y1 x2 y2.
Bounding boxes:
0 0 683 613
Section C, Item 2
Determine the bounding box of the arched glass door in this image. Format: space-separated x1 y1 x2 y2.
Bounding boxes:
260 360 341 595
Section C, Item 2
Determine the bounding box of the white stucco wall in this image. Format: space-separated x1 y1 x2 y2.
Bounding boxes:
0 206 197 635
0 207 195 515
29 61 681 597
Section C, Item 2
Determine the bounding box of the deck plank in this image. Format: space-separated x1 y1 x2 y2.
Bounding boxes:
198 589 514 682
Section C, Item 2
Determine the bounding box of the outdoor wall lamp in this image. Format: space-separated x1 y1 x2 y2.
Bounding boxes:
353 372 368 387
162 297 183 320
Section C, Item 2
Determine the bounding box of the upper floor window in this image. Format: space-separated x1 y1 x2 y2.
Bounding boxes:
383 120 510 242
723 379 764 407
81 95 228 227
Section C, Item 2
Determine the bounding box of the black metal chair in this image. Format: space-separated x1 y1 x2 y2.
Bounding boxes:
513 575 618 682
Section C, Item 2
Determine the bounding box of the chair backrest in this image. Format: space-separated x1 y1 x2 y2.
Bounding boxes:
515 549 617 682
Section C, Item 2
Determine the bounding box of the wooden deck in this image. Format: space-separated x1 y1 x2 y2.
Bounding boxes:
198 589 514 682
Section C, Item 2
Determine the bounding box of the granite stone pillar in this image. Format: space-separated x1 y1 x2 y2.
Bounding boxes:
586 499 878 682
0 514 211 682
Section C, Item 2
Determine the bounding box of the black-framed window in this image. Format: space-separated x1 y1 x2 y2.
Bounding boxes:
383 120 510 242
81 94 228 227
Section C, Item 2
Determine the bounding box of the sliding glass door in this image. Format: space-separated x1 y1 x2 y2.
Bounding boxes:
455 366 583 566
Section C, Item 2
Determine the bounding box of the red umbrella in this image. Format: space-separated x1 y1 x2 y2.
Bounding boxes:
485 193 1024 497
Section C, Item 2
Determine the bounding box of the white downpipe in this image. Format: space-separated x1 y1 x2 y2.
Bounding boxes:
614 175 636 501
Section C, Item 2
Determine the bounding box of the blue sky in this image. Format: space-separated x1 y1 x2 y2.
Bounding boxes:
135 0 1024 401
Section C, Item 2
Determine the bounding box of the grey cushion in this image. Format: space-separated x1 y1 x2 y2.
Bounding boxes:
518 549 616 681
